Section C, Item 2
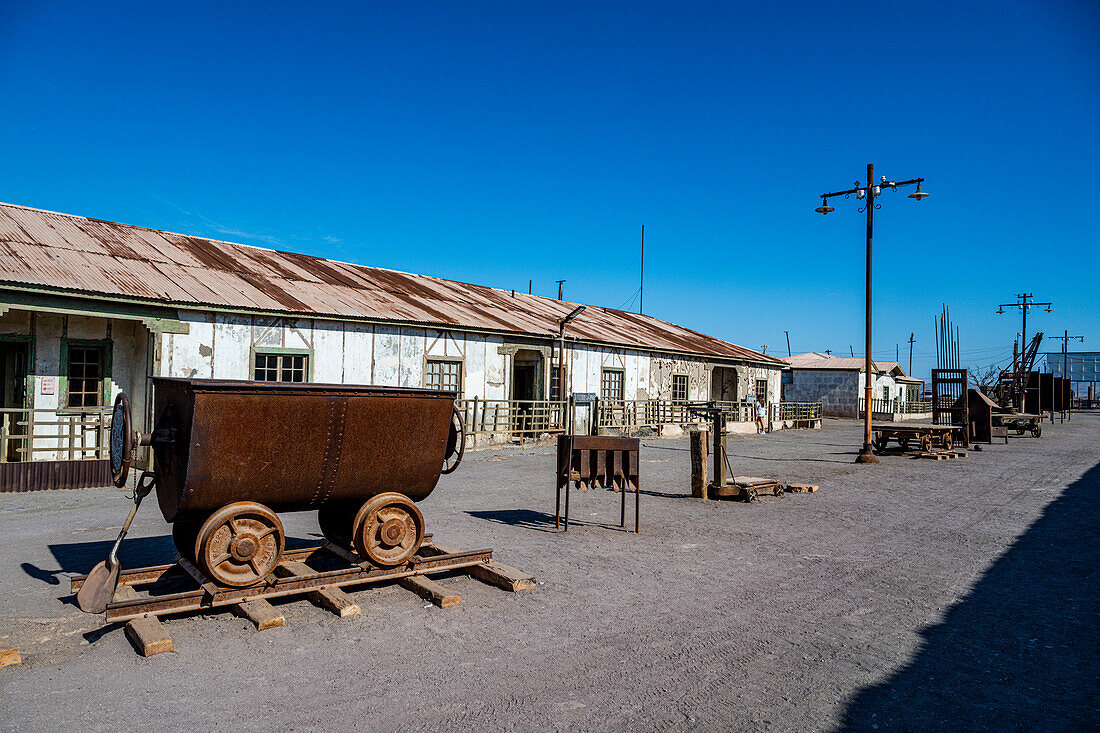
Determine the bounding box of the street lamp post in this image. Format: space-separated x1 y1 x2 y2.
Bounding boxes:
815 163 929 464
996 293 1052 412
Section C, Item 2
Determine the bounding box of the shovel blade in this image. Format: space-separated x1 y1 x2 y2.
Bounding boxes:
76 561 120 614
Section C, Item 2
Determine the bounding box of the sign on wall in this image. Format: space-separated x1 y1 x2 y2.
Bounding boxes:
40 376 56 395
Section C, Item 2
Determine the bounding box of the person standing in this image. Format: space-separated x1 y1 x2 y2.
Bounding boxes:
755 395 767 434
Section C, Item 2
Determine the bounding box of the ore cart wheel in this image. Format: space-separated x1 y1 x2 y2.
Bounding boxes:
743 488 757 503
441 404 466 475
352 492 424 567
920 434 933 453
195 502 285 588
773 485 784 497
942 434 953 452
317 502 358 548
1032 426 1042 438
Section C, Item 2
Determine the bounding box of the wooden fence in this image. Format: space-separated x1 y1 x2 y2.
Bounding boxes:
0 407 111 462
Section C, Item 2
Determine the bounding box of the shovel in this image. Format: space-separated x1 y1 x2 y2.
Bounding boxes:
76 472 155 614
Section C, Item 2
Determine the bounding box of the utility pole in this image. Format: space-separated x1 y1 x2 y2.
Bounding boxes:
528 279 532 295
997 293 1052 412
785 330 791 357
1048 330 1084 421
762 345 767 354
849 345 854 357
639 225 644 315
815 163 929 464
556 280 566 300
908 333 915 375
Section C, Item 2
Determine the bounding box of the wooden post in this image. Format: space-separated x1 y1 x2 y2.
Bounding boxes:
690 429 709 499
712 414 727 489
470 396 479 450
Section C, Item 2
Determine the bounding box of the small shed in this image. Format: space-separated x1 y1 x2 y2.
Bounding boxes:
964 389 1003 445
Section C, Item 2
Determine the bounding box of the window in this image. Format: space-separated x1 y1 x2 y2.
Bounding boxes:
65 341 109 409
755 379 768 402
882 386 890 401
601 369 624 401
671 374 689 402
426 359 462 394
253 352 308 382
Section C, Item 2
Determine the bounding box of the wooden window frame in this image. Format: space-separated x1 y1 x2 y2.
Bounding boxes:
60 338 111 413
671 373 689 403
250 347 312 383
601 368 625 401
754 378 768 402
425 357 463 396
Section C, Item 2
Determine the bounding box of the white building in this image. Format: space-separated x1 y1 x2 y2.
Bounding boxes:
780 352 923 418
0 201 787 489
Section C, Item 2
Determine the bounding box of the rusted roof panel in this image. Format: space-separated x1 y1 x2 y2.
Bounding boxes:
784 353 906 375
0 202 781 364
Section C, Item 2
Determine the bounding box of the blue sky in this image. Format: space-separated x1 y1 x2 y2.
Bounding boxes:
1 1 1096 380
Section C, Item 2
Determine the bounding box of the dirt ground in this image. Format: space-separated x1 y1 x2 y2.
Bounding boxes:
1 415 1097 732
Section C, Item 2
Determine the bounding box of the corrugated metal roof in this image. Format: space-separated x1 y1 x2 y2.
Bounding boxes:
0 201 781 364
783 352 908 375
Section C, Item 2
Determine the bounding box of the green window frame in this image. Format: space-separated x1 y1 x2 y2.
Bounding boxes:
60 338 112 412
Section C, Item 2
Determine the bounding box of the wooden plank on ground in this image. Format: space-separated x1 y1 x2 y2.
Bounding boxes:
275 561 361 618
233 600 285 631
0 648 20 669
422 543 534 592
468 562 537 592
125 617 173 656
785 483 819 493
399 575 461 608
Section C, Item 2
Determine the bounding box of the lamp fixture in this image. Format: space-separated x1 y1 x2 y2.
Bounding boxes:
908 182 930 200
815 197 834 215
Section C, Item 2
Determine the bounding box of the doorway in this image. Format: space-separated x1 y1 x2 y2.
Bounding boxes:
711 367 738 402
511 350 543 435
0 339 30 462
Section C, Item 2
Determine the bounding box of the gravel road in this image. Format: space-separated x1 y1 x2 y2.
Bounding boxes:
2 415 1097 731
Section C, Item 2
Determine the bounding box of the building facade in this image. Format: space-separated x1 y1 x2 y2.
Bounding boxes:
0 202 787 486
781 352 923 418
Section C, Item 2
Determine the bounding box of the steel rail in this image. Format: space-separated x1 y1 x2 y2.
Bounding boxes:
101 546 494 623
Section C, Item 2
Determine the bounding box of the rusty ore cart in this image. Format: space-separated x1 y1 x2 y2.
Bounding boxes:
871 422 962 454
73 379 537 653
128 378 467 585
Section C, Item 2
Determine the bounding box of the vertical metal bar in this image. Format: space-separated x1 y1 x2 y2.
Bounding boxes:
858 163 877 462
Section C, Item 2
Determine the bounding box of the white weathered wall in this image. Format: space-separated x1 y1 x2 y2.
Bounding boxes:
0 310 149 459
163 312 784 408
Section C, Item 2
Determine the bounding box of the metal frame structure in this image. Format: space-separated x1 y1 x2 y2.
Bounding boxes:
814 163 928 464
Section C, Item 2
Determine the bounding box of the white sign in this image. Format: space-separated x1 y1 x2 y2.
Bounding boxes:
40 376 56 395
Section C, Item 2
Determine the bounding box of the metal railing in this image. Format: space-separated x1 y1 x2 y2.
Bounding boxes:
0 407 111 463
858 397 933 415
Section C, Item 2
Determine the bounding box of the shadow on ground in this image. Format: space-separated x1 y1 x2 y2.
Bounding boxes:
42 534 321 577
465 509 558 533
839 461 1100 731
